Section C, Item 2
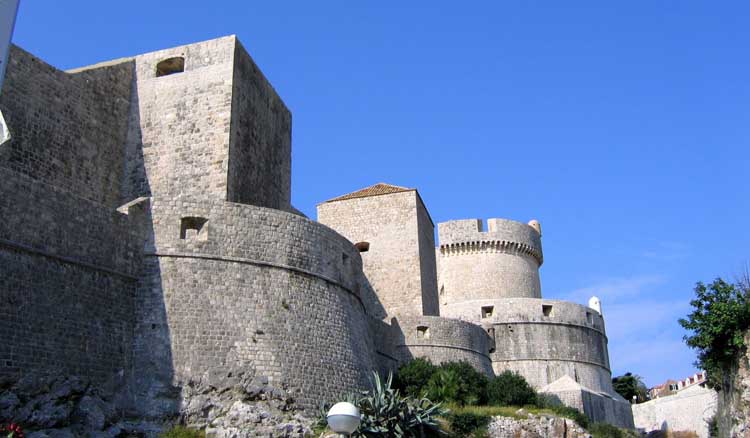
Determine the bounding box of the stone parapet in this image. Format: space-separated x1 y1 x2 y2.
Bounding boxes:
438 218 542 265
393 315 494 376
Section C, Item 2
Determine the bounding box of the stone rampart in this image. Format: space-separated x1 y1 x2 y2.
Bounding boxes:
0 45 133 208
0 168 140 382
394 315 494 376
132 198 382 412
632 384 717 438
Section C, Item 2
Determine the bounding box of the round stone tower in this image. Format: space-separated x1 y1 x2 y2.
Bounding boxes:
437 218 543 317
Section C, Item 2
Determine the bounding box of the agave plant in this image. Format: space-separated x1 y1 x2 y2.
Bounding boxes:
351 372 446 438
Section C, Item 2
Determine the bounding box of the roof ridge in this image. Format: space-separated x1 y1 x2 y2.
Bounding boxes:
321 182 414 203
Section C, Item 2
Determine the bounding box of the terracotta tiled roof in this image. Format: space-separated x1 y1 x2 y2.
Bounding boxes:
322 183 414 203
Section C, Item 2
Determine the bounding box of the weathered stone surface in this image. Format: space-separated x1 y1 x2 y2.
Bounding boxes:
716 332 750 438
488 413 591 438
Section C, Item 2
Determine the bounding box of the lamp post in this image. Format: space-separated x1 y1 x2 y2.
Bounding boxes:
326 402 360 437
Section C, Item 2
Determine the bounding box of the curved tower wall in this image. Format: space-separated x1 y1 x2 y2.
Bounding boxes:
437 218 543 317
484 299 612 393
394 315 494 376
133 199 381 411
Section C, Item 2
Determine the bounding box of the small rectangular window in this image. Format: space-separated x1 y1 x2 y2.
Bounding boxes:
542 304 553 317
586 311 594 324
417 326 430 339
180 217 208 241
156 56 185 77
481 306 494 318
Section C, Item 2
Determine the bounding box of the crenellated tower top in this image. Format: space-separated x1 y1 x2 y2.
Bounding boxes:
436 218 545 316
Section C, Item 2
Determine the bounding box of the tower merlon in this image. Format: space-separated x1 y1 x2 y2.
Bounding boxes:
438 218 543 266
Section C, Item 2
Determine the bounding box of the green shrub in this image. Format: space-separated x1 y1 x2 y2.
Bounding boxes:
394 357 438 398
352 372 446 437
432 362 489 405
159 425 205 438
589 422 624 438
487 370 537 407
447 412 491 436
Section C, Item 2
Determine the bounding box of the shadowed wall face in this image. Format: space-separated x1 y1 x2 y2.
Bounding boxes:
0 46 133 207
0 46 139 383
227 41 291 211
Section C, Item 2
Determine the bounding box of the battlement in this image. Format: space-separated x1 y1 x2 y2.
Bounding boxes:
438 218 543 265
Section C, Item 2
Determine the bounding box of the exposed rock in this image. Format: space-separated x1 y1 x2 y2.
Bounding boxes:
488 414 591 438
181 369 314 437
0 372 125 436
0 369 314 438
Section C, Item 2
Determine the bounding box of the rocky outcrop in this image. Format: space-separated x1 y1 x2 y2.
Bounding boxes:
717 333 750 438
487 411 591 438
0 370 315 438
0 371 129 437
180 369 314 438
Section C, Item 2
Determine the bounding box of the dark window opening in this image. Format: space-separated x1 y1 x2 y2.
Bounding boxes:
354 241 370 252
542 304 553 317
156 56 185 77
180 217 208 241
586 311 594 324
481 306 494 318
417 326 430 339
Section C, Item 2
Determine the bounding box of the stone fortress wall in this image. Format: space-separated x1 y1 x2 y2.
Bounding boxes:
133 198 382 411
433 217 631 427
394 315 494 376
0 35 633 429
0 37 383 416
317 187 439 318
0 46 140 384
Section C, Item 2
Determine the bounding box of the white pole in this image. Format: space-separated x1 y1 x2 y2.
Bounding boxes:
0 0 20 145
0 0 20 93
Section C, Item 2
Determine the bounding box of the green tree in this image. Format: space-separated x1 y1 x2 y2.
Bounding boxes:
393 357 437 398
487 370 537 406
421 361 488 406
678 277 750 389
611 372 648 403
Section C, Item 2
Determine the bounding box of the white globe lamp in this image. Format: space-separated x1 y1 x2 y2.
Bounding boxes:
327 401 360 436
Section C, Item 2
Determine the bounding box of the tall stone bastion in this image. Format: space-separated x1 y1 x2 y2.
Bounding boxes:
0 35 633 428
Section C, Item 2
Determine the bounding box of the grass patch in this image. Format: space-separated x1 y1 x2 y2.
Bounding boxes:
159 425 205 438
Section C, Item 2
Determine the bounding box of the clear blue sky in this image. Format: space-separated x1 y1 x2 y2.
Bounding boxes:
11 1 749 387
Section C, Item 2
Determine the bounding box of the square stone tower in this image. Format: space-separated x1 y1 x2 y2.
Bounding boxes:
120 35 291 209
317 183 439 318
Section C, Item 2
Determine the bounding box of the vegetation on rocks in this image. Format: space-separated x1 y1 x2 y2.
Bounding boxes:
391 359 594 436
